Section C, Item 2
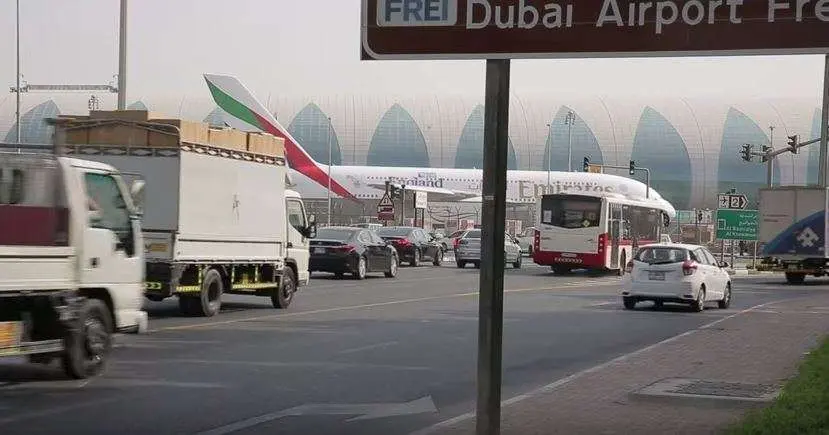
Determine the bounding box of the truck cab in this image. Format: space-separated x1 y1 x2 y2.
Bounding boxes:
285 189 315 286
0 148 147 379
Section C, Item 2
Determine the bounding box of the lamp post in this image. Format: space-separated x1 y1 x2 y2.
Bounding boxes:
545 123 552 189
15 0 21 143
564 111 575 172
117 0 127 110
327 116 333 226
768 125 775 188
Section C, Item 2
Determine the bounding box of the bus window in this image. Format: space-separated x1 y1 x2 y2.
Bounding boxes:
540 196 601 229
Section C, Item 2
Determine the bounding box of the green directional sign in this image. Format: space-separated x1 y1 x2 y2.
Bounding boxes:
716 209 759 241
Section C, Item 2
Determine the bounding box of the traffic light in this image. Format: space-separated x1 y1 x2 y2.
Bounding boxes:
740 144 752 162
697 210 703 224
629 160 635 176
389 184 399 199
761 145 772 163
788 135 799 154
583 157 590 172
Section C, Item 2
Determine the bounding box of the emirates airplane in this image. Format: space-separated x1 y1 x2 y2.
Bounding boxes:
202 74 677 219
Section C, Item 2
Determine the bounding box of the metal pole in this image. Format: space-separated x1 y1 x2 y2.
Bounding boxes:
546 123 551 189
476 59 510 435
566 111 573 172
820 55 829 188
767 126 774 188
15 0 21 144
327 117 332 226
117 0 127 110
644 168 650 199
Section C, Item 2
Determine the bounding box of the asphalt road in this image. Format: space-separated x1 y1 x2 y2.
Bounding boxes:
0 261 820 435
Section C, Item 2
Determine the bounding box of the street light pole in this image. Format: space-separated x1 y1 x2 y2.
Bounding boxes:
565 111 575 172
767 125 774 188
117 0 127 110
15 0 21 143
545 123 552 189
327 116 333 226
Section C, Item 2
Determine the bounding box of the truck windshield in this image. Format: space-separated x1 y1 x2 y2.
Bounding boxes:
540 195 602 229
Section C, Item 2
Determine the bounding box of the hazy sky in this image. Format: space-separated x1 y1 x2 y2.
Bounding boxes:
0 0 826 106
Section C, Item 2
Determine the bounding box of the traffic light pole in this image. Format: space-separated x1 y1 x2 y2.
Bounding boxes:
593 164 650 199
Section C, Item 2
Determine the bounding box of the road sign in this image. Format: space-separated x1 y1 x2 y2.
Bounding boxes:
718 194 748 210
716 209 759 241
378 193 395 220
361 0 829 60
414 191 428 209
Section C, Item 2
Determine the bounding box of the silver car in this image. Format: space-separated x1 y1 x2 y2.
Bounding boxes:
455 229 523 269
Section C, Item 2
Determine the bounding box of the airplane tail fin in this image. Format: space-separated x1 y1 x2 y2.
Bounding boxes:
203 74 357 201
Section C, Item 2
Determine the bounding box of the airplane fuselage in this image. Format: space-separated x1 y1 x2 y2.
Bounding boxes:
290 164 668 207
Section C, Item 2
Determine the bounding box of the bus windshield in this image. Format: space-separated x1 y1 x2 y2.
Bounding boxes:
540 196 602 229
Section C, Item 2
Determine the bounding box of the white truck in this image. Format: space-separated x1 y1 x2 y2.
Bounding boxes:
0 145 148 378
757 186 829 284
50 112 315 316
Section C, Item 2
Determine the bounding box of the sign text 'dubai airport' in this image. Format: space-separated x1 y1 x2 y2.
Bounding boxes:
362 0 829 59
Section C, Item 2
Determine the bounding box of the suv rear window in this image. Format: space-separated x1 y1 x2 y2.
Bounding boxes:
463 230 481 239
634 247 688 265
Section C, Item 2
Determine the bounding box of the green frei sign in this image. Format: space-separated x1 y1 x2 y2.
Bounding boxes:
716 209 759 241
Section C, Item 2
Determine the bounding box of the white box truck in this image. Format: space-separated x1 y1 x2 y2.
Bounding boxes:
757 186 829 284
50 115 316 317
0 144 148 378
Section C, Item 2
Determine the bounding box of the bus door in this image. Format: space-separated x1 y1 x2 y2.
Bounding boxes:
609 203 622 268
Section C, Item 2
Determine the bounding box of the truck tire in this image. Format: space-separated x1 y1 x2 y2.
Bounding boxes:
272 267 295 309
785 272 806 285
197 269 224 317
61 299 113 379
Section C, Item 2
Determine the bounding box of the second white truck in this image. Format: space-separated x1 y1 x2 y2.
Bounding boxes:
51 112 316 316
757 186 829 284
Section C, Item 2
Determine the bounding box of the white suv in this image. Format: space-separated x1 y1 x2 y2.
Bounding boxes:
621 243 732 312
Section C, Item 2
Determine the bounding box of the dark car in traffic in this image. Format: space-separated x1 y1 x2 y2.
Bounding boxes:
375 226 444 267
309 227 398 280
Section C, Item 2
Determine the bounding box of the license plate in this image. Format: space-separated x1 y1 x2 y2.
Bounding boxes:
648 271 665 281
0 321 23 355
313 247 326 254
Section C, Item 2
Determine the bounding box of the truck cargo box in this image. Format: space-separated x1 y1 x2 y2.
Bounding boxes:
759 186 829 258
49 117 289 264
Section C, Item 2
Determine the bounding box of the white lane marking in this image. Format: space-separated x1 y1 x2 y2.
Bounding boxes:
152 281 619 333
115 359 432 372
409 298 795 435
338 341 400 355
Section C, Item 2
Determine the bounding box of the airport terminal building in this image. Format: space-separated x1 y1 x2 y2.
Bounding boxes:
1 94 823 214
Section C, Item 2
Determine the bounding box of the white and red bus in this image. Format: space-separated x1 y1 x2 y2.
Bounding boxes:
532 193 674 275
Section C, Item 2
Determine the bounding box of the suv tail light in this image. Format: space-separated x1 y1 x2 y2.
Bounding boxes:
682 260 698 276
453 238 460 249
396 239 412 247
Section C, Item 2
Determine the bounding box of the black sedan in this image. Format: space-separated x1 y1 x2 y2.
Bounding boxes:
309 227 399 280
375 226 444 267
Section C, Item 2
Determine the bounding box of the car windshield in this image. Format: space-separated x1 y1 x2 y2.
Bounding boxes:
634 247 688 265
376 227 412 237
316 228 356 241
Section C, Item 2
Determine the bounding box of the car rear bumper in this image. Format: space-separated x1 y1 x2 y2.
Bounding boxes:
622 281 697 301
455 248 481 261
310 256 358 274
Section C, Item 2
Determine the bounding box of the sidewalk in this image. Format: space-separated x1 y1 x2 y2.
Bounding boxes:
418 291 829 435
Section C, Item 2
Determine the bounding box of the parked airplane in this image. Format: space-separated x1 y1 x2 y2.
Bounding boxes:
202 74 677 219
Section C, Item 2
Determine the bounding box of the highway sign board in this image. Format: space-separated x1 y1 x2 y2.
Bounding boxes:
361 0 829 60
716 209 758 241
378 194 395 220
718 193 749 210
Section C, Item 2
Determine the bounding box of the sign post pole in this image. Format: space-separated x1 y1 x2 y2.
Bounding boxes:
820 54 829 188
476 58 510 435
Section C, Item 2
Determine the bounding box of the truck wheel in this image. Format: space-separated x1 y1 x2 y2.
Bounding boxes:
61 299 113 379
785 272 806 285
272 267 295 309
197 269 224 317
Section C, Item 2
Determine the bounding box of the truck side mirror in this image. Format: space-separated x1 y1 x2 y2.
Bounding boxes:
130 179 146 214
